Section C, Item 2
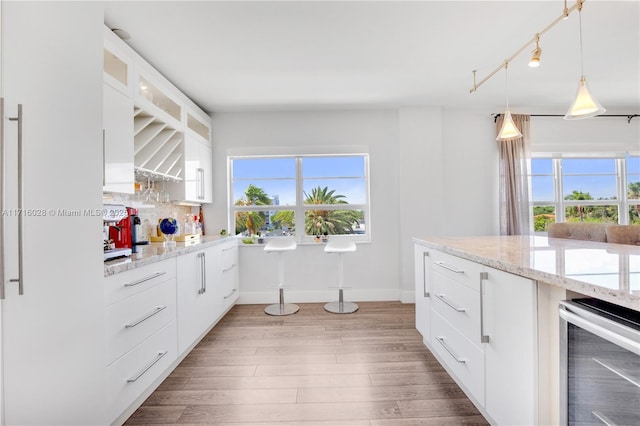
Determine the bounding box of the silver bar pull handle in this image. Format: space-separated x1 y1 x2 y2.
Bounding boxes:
127 351 168 383
436 336 466 363
198 252 206 294
124 306 167 328
479 272 490 343
124 271 166 287
434 260 464 274
102 129 106 186
224 288 237 299
422 251 430 298
196 167 205 200
0 98 5 299
8 104 24 295
221 245 234 252
222 264 236 273
435 294 466 312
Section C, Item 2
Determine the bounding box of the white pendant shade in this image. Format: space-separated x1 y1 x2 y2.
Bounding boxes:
564 76 606 120
496 111 522 141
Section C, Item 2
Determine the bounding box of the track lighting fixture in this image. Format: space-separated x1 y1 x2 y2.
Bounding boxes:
528 34 542 68
564 0 605 119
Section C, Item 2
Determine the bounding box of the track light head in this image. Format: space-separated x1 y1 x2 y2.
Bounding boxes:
529 34 542 68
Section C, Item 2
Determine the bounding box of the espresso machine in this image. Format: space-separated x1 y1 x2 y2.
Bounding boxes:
103 204 132 261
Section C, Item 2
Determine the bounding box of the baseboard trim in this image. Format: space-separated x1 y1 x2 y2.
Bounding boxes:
237 288 401 304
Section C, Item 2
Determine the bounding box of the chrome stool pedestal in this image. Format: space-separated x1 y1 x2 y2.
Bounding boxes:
264 237 299 316
324 240 358 314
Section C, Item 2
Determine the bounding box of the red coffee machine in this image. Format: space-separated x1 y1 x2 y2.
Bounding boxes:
109 208 133 249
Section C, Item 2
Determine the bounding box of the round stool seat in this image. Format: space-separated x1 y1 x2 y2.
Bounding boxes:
324 240 358 314
265 237 297 252
324 240 356 254
264 237 299 316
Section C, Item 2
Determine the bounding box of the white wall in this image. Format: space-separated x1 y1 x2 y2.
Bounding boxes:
204 108 500 304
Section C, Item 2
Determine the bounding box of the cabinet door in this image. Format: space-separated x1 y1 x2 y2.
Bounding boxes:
414 244 431 343
103 83 135 193
197 141 213 203
1 3 106 424
176 247 219 354
483 267 538 426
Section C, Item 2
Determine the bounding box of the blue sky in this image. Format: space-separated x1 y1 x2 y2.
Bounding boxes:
232 156 366 205
531 157 640 201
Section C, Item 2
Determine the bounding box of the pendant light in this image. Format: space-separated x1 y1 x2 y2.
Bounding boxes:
564 0 605 120
497 62 522 141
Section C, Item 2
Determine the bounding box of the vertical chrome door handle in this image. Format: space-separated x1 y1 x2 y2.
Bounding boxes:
198 252 206 294
422 251 430 298
197 167 205 200
8 104 24 295
102 129 106 186
479 272 490 343
0 99 5 299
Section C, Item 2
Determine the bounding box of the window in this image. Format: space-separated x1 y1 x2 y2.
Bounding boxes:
529 154 640 232
230 154 369 242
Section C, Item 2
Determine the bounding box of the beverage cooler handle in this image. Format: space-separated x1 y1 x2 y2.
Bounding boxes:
8 104 24 296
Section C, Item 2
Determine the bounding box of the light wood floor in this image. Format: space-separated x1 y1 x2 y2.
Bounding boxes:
125 302 488 425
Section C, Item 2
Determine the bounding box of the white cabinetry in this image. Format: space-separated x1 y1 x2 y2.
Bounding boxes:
165 109 213 203
104 259 178 424
103 83 135 193
414 243 431 343
483 267 537 426
177 246 222 355
1 3 106 424
103 26 135 194
421 248 538 426
218 239 240 310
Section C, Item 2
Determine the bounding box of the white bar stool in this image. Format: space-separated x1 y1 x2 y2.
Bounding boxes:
264 237 299 316
324 240 358 314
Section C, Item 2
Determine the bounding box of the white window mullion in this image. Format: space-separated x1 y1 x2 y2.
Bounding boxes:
618 158 628 225
295 157 304 243
554 158 564 223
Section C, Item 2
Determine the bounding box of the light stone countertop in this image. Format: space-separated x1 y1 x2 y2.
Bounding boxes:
104 235 236 277
413 235 640 312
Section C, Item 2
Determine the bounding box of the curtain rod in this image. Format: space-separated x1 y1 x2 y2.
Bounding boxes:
492 113 639 123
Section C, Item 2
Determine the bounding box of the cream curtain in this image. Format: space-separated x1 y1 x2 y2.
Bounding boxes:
497 114 531 235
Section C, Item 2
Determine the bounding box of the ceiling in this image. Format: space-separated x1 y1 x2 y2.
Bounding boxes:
104 1 640 115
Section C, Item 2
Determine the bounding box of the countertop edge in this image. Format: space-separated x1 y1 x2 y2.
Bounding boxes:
413 237 640 311
104 235 238 277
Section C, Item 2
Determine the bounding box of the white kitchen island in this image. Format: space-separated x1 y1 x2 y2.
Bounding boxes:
413 235 639 426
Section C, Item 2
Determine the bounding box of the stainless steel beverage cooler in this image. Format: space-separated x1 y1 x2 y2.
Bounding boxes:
559 299 640 426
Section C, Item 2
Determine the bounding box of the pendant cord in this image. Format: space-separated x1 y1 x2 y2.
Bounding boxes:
504 61 510 110
578 8 585 77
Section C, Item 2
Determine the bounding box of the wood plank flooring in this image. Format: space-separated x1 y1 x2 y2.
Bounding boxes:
125 302 488 425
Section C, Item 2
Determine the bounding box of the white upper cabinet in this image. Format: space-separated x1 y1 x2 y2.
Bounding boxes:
103 27 135 193
103 83 135 194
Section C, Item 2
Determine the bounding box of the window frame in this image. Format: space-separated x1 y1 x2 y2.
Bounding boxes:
529 153 640 233
229 153 371 243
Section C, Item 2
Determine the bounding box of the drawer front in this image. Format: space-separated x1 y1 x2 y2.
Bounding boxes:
107 321 177 424
221 264 239 309
432 270 481 347
105 259 176 306
219 242 238 270
431 310 485 405
431 250 483 292
106 278 177 365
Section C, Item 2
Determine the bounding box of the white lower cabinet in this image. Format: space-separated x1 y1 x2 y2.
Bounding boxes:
418 246 538 426
483 267 537 426
218 239 240 310
104 258 178 424
177 246 223 355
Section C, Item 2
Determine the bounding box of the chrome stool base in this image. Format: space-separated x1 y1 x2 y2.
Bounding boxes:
264 287 299 316
324 301 358 314
265 303 300 316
